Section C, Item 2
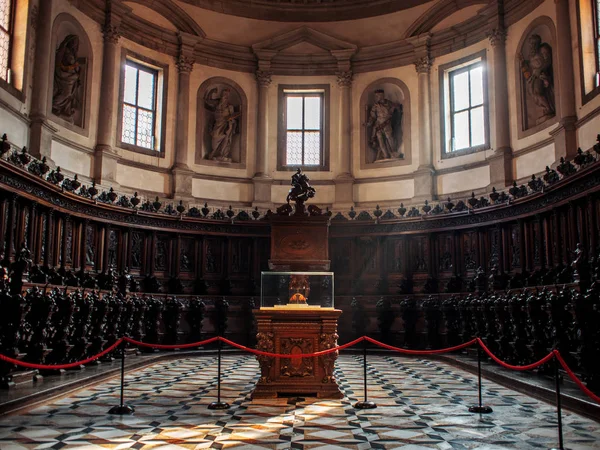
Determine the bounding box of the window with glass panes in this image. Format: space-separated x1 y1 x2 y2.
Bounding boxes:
121 60 158 150
0 0 15 82
283 92 323 167
448 62 485 152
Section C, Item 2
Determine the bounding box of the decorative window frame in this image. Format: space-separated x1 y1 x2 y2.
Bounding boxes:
277 84 330 172
116 48 168 158
0 0 29 101
438 50 490 159
196 76 247 169
48 13 94 137
576 0 600 104
359 78 412 169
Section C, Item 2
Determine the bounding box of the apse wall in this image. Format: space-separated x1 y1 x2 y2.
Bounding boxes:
0 0 597 210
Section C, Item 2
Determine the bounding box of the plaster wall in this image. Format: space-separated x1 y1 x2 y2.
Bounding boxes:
354 179 414 204
0 107 28 149
578 115 600 151
514 144 555 180
436 166 490 196
116 164 170 194
51 140 92 177
192 177 253 203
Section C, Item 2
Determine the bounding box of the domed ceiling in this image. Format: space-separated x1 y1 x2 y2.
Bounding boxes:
78 0 543 74
174 0 433 22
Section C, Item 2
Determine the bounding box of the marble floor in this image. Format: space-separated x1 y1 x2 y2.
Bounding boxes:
0 354 599 449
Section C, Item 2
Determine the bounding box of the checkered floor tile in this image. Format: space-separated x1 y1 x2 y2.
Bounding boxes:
0 355 598 449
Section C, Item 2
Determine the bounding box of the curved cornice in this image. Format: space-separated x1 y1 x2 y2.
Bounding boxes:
405 0 491 38
124 0 206 38
174 0 432 22
74 0 545 75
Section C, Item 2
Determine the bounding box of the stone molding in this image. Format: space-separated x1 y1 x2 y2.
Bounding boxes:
73 0 544 76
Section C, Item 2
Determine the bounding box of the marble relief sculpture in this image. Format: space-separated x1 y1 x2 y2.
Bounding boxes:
518 33 555 128
52 35 84 125
366 89 403 161
203 87 240 162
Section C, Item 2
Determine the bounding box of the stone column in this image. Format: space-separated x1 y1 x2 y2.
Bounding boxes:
488 28 513 188
171 32 198 199
253 69 273 207
413 55 435 202
551 0 577 160
333 70 354 208
93 1 131 185
29 0 56 161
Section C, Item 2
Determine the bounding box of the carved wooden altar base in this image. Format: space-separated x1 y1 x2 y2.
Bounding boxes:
252 307 343 399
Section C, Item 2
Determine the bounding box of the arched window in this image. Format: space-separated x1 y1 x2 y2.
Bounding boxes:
0 0 16 82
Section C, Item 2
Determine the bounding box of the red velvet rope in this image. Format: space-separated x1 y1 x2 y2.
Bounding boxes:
0 339 124 370
218 336 365 358
365 336 477 354
1 335 599 405
553 350 600 404
124 336 219 350
477 338 554 371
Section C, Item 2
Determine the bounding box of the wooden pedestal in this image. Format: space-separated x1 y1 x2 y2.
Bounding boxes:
252 307 343 399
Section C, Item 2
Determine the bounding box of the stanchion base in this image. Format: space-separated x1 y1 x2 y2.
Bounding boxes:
208 401 230 410
108 405 135 415
354 401 377 409
468 405 493 414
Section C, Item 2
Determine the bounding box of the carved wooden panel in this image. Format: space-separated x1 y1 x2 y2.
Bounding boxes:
357 236 379 274
438 234 454 273
130 231 144 270
108 228 119 269
384 237 405 274
411 236 428 273
203 237 223 275
179 237 195 273
488 227 500 271
155 234 170 272
229 238 251 274
85 222 95 269
462 232 477 273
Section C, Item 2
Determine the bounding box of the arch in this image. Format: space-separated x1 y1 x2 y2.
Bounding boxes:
359 78 412 169
514 15 558 138
405 0 489 38
49 13 94 136
196 77 248 168
124 0 205 38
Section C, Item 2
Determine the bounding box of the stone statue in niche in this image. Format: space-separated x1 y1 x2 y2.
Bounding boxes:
518 33 555 128
52 35 84 125
204 87 240 162
366 89 403 162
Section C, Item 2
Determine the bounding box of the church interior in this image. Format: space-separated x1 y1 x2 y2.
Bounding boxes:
1 0 600 448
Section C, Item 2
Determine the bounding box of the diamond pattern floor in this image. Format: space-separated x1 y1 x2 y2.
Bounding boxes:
0 354 598 449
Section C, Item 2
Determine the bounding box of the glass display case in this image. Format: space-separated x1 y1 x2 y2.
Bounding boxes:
260 271 334 309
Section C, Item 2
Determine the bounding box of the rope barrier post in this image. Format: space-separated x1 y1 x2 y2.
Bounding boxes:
468 343 492 414
354 338 376 409
108 340 135 415
550 354 565 450
208 337 229 410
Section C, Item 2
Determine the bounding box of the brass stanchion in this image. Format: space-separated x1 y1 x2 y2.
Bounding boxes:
550 355 567 450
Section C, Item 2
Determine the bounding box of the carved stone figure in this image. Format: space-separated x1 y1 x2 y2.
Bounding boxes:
366 89 403 161
518 34 555 127
52 35 83 124
204 88 240 162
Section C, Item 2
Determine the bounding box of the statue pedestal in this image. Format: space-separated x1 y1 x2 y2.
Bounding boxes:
252 306 343 399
